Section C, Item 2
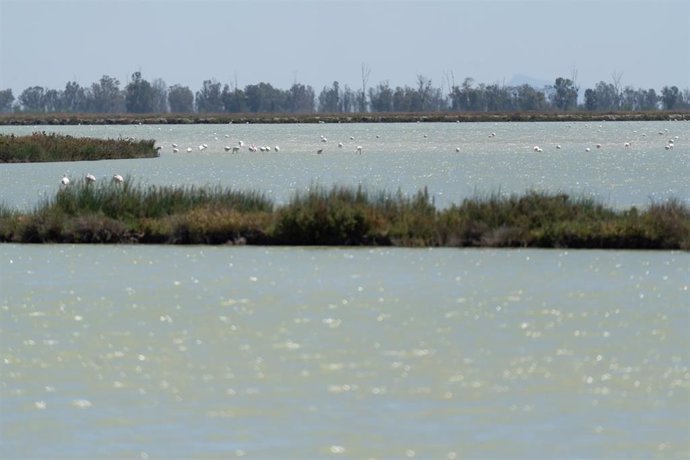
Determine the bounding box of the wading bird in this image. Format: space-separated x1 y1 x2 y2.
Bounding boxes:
60 175 70 186
112 174 124 184
85 173 96 183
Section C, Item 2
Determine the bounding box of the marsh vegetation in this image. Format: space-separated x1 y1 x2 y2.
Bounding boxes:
1 182 687 249
0 132 159 162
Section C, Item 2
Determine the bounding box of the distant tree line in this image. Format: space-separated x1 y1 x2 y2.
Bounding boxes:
1 71 688 115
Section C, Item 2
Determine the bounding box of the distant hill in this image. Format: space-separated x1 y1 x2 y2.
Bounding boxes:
508 74 552 89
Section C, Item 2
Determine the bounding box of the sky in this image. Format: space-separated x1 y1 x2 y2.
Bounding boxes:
1 0 689 97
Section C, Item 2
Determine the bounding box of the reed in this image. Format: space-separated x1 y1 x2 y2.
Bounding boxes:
0 132 159 162
0 184 688 249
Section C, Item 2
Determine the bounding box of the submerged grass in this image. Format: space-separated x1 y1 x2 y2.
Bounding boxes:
0 132 159 162
0 183 688 249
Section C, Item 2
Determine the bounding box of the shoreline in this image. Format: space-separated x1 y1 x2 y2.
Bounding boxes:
1 111 688 126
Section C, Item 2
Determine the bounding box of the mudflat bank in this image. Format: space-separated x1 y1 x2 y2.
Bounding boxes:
0 111 688 126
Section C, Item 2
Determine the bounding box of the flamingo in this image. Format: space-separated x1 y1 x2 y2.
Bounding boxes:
112 174 124 184
85 173 96 183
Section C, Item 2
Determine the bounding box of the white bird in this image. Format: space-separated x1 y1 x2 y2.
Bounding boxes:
232 146 240 154
585 147 591 152
321 136 328 143
186 147 192 152
556 144 562 149
224 146 231 152
533 146 543 152
60 174 70 186
85 173 96 183
112 174 124 184
624 142 630 148
172 143 178 148
455 147 460 152
274 146 280 152
338 142 344 148
596 143 602 149
356 146 363 154
238 140 244 146
350 136 355 140
172 148 179 153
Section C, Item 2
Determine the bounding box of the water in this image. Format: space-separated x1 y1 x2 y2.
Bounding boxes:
1 245 689 458
1 121 688 211
1 121 689 458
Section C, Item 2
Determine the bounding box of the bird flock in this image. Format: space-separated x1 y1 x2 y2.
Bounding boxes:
58 124 683 186
60 173 125 186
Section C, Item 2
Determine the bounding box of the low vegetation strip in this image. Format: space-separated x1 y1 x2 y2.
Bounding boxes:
0 132 159 162
1 183 688 249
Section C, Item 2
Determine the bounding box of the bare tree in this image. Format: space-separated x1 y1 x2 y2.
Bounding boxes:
359 62 371 112
611 70 624 109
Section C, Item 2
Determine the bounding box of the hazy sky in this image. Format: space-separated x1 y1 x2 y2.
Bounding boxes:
1 0 688 96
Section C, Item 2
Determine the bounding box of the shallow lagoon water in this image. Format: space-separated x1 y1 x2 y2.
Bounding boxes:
1 121 688 211
1 245 689 458
1 121 689 458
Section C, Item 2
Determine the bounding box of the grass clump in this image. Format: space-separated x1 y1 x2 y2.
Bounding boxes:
0 132 159 162
0 184 688 249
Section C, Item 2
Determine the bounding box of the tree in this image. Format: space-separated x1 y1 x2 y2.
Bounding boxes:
368 81 393 112
286 83 314 113
318 81 340 112
244 82 286 113
151 78 168 113
89 75 124 113
550 77 578 111
643 89 659 111
0 89 14 113
359 63 370 112
584 88 597 111
592 81 620 111
340 85 357 113
515 84 547 111
168 84 194 113
661 86 680 110
61 81 86 112
196 79 223 112
125 71 155 113
222 84 247 113
19 86 45 112
43 89 61 112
